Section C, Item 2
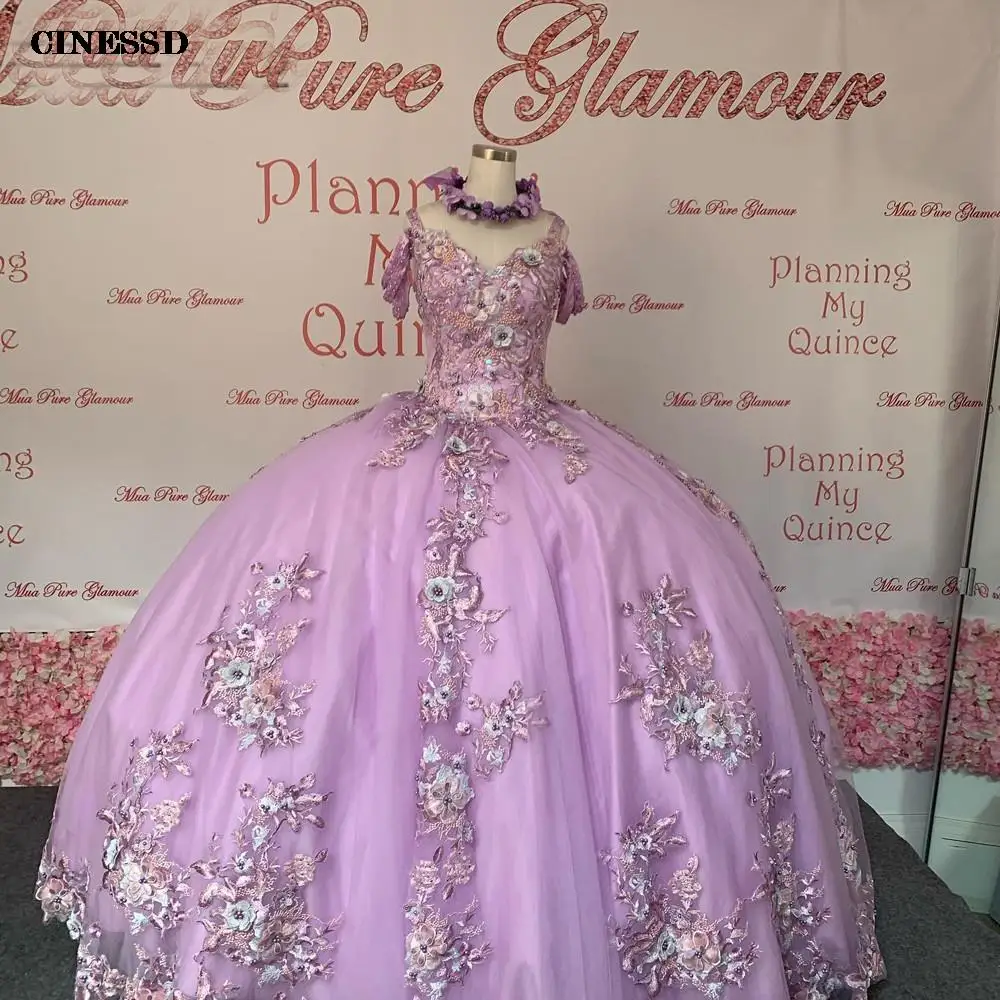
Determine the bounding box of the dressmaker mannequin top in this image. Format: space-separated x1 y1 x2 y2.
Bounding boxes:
417 144 560 270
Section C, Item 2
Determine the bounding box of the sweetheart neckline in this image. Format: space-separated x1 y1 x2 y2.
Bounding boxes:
410 211 562 274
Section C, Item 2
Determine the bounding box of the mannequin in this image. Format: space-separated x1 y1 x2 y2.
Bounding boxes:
417 144 559 270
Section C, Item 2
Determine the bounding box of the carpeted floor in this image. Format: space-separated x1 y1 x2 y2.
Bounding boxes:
1 788 998 999
2 788 76 1000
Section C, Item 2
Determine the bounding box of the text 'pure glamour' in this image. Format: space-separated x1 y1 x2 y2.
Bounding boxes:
0 0 886 143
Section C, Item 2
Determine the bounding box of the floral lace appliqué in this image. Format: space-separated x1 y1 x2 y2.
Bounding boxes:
516 407 590 483
36 731 213 998
416 740 476 847
417 425 510 724
406 740 490 997
575 405 819 705
376 212 585 992
748 754 881 999
39 720 340 998
76 939 241 1000
404 422 506 995
615 575 762 773
403 418 549 995
97 724 196 934
367 393 442 469
191 772 340 988
37 851 89 941
200 555 321 752
374 210 592 485
459 681 548 777
602 803 758 996
810 726 885 989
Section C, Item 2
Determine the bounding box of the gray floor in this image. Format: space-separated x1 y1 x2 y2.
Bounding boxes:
1 788 998 999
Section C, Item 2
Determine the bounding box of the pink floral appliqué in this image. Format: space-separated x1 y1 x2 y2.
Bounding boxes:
516 407 590 483
367 393 441 470
38 723 341 997
417 426 510 724
375 210 593 485
459 680 548 777
200 555 321 752
406 739 489 996
615 575 762 773
36 850 89 941
404 423 508 996
401 417 549 996
97 723 196 934
57 934 242 1000
602 803 758 996
748 752 883 998
809 724 885 987
190 772 340 987
567 403 820 708
376 217 585 993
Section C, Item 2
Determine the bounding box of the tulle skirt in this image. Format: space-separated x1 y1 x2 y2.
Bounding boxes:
37 394 884 999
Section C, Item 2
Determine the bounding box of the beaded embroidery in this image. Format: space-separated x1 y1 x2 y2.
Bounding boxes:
191 772 340 986
602 803 758 995
37 725 340 998
96 724 195 934
379 218 588 992
748 752 884 997
616 574 762 774
461 681 548 778
199 556 322 752
377 209 590 484
404 424 501 996
402 417 549 996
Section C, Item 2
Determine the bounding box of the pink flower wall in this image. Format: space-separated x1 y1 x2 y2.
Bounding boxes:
1 611 998 787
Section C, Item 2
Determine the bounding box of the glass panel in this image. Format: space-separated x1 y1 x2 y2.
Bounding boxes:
846 239 1000 861
927 307 1000 911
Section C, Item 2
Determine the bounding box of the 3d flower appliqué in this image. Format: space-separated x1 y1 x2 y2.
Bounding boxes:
199 555 322 753
615 575 762 774
460 681 549 777
601 802 758 995
491 323 515 348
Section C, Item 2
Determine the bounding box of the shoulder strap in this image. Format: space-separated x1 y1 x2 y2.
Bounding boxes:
406 206 425 232
546 212 567 245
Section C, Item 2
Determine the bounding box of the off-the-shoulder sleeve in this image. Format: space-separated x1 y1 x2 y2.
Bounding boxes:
556 247 585 325
381 228 413 320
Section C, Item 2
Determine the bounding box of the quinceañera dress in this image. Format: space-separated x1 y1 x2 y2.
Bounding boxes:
38 187 885 1000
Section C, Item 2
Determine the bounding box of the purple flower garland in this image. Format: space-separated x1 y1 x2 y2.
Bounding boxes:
423 166 542 223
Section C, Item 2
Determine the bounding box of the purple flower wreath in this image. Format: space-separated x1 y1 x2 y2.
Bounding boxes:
422 166 542 224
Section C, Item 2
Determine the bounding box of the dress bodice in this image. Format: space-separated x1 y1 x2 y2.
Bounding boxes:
381 209 585 424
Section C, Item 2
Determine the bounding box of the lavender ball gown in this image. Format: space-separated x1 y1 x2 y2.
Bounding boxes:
37 208 885 1000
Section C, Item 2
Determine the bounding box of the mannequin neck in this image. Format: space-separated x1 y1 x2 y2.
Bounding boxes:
464 153 518 206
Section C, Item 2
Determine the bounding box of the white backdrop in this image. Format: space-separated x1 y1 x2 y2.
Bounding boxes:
3 0 1000 632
